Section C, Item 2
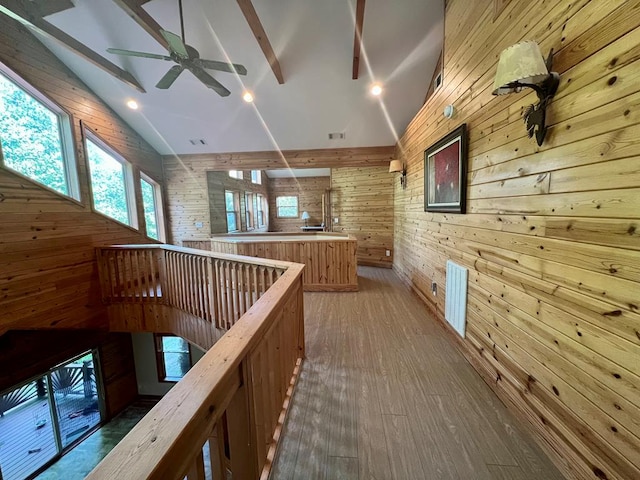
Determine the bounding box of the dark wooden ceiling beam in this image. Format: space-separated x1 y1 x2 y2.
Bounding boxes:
236 0 284 84
112 0 169 50
352 0 366 80
0 0 145 92
28 0 74 17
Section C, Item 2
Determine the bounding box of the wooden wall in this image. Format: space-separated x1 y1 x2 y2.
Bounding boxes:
206 170 269 235
163 147 393 244
332 167 394 268
268 176 330 232
0 17 162 411
393 1 640 479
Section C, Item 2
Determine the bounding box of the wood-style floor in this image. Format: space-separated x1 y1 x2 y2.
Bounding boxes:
271 266 565 480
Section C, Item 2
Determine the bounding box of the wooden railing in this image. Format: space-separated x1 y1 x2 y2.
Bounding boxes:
97 245 289 348
91 244 305 479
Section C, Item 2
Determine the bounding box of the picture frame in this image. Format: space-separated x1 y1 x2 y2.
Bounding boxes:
424 123 467 213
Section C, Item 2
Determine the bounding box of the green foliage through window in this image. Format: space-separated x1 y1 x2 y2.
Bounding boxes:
86 136 132 226
276 195 298 218
141 177 159 240
0 70 73 197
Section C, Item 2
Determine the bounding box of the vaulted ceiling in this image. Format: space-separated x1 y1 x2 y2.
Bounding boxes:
12 0 443 155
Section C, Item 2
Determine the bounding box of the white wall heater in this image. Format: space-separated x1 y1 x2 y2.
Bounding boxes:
445 260 468 338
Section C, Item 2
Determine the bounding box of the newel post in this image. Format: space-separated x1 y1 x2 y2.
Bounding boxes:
226 360 259 479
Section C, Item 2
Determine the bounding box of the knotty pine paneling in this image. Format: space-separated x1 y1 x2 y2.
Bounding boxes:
206 170 269 235
393 1 640 479
0 13 163 409
332 167 394 268
268 176 330 232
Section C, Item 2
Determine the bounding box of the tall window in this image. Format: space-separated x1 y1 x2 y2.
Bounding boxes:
276 195 299 218
0 63 78 199
154 334 191 382
256 194 266 227
140 173 164 241
225 190 240 232
85 132 136 227
251 170 261 184
245 192 254 230
229 170 243 180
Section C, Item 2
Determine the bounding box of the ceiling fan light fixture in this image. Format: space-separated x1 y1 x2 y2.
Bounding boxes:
242 91 254 103
126 99 139 110
370 83 383 96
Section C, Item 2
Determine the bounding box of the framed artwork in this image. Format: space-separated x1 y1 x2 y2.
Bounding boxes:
424 124 467 213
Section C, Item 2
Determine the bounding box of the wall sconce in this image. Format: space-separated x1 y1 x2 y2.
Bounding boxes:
389 159 406 189
301 211 310 226
492 41 560 146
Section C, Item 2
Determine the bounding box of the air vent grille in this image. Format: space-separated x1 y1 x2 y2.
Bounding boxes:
189 139 207 145
328 132 345 140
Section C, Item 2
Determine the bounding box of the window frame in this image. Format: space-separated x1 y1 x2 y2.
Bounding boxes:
251 170 261 184
256 193 266 227
154 334 192 383
0 61 80 201
225 190 240 233
140 172 166 242
83 128 138 229
245 192 255 230
276 195 299 218
229 170 243 180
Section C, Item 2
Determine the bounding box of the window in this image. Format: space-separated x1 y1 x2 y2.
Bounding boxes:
0 63 78 199
245 192 254 230
85 132 137 227
229 170 243 180
276 195 299 218
251 170 261 184
225 190 240 232
257 194 266 227
140 173 165 241
155 334 191 382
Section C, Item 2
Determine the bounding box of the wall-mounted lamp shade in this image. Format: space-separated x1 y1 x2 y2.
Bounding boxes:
493 41 549 95
389 159 403 173
301 211 311 220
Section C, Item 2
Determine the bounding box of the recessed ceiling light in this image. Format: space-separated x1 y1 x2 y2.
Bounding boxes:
126 99 139 110
370 84 383 96
242 91 254 103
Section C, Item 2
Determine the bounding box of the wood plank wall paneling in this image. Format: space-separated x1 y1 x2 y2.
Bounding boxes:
331 167 394 268
0 16 162 411
268 176 330 232
206 171 269 235
99 333 138 419
162 146 394 171
394 1 640 479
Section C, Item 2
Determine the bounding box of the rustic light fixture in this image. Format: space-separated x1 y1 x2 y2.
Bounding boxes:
389 159 406 189
301 211 310 226
492 41 560 146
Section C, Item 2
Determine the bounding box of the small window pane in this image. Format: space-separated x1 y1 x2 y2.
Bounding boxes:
227 212 237 231
141 177 159 240
161 337 190 380
86 138 131 225
225 191 235 211
251 170 261 184
0 72 69 195
276 196 298 218
229 170 243 179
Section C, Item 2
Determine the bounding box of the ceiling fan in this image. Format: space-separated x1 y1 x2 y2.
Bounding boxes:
107 0 246 96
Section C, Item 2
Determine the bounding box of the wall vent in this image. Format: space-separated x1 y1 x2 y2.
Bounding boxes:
445 260 468 338
434 71 443 90
189 139 207 145
328 132 345 140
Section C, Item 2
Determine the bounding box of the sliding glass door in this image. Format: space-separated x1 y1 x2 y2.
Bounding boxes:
0 351 103 480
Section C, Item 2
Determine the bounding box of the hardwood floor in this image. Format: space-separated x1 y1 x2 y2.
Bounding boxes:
271 266 565 480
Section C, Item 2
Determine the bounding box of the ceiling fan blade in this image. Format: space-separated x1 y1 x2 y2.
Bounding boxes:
107 48 172 61
187 66 230 96
160 29 189 59
193 59 247 76
156 65 184 89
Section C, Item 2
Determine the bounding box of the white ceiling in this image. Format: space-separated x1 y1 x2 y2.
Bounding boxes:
39 0 444 156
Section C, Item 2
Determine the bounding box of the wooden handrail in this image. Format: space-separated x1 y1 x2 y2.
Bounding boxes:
90 244 305 479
